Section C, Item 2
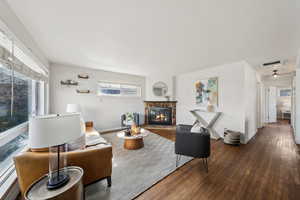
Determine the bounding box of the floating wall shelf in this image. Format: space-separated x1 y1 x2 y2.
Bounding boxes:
76 89 91 94
78 74 89 79
60 80 79 86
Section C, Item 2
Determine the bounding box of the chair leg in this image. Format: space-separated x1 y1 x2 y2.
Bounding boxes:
176 155 181 167
107 176 112 187
201 158 209 173
201 158 206 171
205 158 208 173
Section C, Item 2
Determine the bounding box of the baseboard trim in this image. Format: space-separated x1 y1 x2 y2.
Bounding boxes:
100 127 126 134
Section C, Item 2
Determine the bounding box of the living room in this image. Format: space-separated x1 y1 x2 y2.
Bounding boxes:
1 1 300 200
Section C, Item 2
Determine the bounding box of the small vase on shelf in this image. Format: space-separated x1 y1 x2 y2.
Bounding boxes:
206 100 214 112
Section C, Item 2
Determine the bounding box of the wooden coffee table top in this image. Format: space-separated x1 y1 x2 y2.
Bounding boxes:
117 128 150 139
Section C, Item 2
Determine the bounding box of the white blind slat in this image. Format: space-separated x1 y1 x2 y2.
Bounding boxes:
0 29 48 81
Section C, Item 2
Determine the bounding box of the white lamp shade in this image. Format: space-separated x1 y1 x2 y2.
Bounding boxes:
29 113 82 148
66 104 81 113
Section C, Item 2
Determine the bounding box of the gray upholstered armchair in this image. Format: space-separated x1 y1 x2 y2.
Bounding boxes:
175 124 210 172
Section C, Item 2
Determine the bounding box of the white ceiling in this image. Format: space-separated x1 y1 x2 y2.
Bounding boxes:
5 0 300 76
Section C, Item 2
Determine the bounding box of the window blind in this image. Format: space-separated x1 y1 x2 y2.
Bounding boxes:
0 30 48 82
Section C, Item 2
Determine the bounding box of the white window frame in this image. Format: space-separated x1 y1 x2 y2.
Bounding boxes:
0 165 19 199
0 84 46 199
97 81 142 98
0 55 48 200
0 123 29 199
0 122 28 147
278 88 292 97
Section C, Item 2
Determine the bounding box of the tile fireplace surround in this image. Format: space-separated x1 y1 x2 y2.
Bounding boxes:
144 101 177 126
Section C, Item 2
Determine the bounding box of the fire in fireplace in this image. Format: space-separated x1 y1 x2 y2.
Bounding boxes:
144 101 177 126
149 107 172 125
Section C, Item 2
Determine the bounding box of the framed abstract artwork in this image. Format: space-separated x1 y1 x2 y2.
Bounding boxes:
195 77 218 106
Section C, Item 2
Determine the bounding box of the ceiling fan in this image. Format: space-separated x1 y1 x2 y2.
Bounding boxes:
272 69 279 78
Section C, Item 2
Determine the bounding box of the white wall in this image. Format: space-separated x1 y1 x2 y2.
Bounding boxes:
294 51 300 144
176 61 248 142
145 75 176 101
176 61 259 143
244 64 258 142
260 83 267 127
255 72 265 129
50 63 145 131
295 68 300 144
291 76 296 131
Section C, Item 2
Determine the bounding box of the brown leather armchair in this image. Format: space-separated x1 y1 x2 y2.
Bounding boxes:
13 123 112 197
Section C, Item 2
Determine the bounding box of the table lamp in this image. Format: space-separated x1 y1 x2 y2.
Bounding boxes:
66 104 81 113
66 104 85 133
29 113 82 189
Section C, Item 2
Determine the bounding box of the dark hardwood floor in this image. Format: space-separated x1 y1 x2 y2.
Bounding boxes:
145 128 176 141
139 121 300 200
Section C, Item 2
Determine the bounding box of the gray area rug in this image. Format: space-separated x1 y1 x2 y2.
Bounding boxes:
85 131 192 200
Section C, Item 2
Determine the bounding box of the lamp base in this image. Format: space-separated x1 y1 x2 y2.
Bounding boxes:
47 171 70 190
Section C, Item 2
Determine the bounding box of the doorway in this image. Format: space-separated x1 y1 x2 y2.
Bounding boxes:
276 88 292 123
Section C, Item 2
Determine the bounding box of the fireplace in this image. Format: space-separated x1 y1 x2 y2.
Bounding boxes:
149 107 172 125
144 101 177 126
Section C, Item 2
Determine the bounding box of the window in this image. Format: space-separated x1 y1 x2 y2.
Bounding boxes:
0 63 12 133
98 82 141 97
0 129 28 181
0 67 42 180
279 89 291 97
0 70 31 133
0 28 48 187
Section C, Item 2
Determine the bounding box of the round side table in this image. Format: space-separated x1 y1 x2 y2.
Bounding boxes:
25 166 84 200
117 128 150 150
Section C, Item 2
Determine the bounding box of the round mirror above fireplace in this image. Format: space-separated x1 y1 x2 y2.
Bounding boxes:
152 82 168 97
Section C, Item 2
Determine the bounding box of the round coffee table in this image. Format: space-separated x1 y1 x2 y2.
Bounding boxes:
117 128 150 150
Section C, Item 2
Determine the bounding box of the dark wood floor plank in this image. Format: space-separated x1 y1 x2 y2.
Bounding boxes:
138 121 300 200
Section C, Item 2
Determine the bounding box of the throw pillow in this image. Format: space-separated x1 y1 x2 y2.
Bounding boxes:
68 134 86 151
190 122 203 133
86 133 108 147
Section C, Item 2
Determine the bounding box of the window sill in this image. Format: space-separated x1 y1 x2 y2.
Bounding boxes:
0 131 29 200
0 122 28 146
0 144 29 200
0 165 18 199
